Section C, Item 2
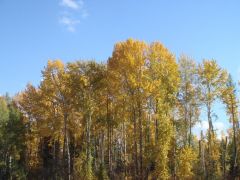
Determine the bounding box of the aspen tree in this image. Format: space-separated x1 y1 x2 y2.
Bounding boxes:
147 42 180 179
198 60 227 179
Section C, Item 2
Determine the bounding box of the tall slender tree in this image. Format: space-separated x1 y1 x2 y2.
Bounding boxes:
198 60 228 179
222 75 239 178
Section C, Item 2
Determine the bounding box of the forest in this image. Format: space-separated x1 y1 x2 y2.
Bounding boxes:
0 39 239 179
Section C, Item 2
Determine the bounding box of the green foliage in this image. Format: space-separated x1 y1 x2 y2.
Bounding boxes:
0 96 27 179
96 163 109 180
74 152 94 180
0 97 9 125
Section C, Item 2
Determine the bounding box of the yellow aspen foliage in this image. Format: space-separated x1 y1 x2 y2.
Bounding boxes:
11 40 237 179
176 147 197 179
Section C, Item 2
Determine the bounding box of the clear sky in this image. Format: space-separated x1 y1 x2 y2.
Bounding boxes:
1 0 240 135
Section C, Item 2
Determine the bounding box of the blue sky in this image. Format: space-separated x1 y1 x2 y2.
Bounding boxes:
1 0 240 135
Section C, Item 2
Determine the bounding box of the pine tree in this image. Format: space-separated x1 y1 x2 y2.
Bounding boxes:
222 75 239 178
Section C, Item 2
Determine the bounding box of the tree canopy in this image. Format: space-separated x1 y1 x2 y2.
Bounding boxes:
0 39 239 179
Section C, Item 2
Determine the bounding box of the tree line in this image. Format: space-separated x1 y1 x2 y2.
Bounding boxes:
0 39 239 179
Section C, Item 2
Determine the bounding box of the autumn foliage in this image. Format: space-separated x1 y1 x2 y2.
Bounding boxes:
0 39 239 179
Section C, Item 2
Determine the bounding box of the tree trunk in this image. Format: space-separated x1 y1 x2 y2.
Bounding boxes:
123 121 127 178
189 106 192 147
107 95 113 178
155 99 159 142
66 132 71 180
133 106 138 179
200 131 206 178
63 112 68 178
231 97 238 178
87 112 92 165
138 100 143 179
101 130 105 165
223 136 227 179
